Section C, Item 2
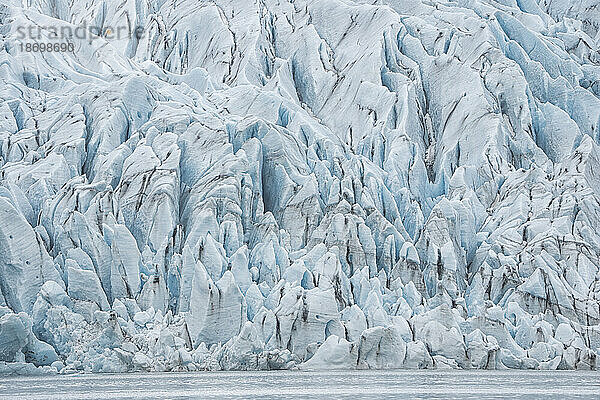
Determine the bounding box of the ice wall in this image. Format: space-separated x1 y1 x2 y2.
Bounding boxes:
0 0 599 373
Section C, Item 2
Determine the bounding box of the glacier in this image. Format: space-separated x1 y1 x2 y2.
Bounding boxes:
0 0 599 374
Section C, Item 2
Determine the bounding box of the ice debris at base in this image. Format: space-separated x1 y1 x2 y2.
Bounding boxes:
1 0 600 374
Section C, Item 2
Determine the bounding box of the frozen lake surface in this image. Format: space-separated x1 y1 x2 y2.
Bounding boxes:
0 370 598 399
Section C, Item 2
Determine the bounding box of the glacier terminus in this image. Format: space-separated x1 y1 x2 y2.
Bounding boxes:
0 0 600 374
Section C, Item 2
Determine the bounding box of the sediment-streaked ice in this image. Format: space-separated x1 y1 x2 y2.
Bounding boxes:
0 0 599 374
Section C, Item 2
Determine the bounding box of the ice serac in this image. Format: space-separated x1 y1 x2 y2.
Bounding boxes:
0 307 59 367
0 0 600 374
0 197 62 314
